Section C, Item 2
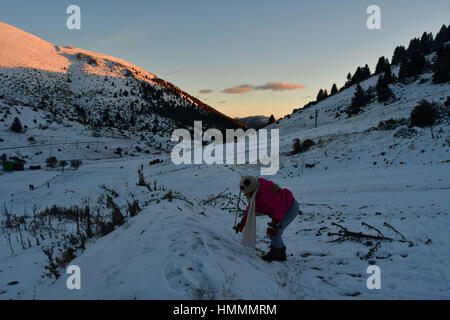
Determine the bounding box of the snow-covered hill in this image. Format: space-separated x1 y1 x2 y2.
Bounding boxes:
267 68 450 174
235 115 269 129
0 24 449 300
0 22 244 133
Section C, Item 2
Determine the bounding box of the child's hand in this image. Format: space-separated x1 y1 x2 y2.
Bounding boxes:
233 217 247 233
267 219 281 236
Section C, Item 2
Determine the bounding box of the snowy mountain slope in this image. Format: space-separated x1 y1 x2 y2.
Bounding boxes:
267 70 450 174
0 102 173 166
0 155 449 299
235 115 269 129
0 69 449 299
0 22 244 132
0 24 450 300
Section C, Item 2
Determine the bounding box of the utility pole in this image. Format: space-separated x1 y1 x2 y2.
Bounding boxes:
315 110 318 128
50 136 53 157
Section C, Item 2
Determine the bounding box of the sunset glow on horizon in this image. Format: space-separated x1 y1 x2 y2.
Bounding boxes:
1 0 449 119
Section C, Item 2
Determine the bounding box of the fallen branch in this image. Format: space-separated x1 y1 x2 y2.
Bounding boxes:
200 188 230 206
383 222 406 241
363 242 381 260
361 222 385 238
328 222 393 242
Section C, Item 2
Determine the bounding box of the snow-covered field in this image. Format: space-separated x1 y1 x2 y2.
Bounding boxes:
1 68 449 299
0 20 449 299
0 155 449 299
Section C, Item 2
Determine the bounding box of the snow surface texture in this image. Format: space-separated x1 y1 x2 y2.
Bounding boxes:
0 23 450 300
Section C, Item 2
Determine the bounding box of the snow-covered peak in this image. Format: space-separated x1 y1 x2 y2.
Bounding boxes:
0 21 157 81
0 22 244 131
0 22 70 73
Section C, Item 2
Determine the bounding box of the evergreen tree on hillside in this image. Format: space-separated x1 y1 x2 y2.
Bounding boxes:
398 51 426 81
346 73 352 83
376 68 395 103
267 114 276 125
398 57 413 80
350 65 371 85
392 46 407 65
434 24 449 49
409 100 439 138
347 73 352 81
407 38 422 58
330 83 338 95
433 44 450 84
362 64 372 79
10 117 22 133
383 63 396 84
410 51 426 75
316 89 324 101
316 89 328 102
346 83 369 116
343 73 353 88
351 67 362 85
375 56 390 75
420 32 434 55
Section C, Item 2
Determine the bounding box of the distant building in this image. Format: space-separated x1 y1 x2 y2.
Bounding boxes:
2 160 25 171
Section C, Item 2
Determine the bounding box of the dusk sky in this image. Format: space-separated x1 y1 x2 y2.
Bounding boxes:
1 0 449 118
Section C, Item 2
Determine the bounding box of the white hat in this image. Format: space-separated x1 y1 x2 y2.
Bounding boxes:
239 176 258 194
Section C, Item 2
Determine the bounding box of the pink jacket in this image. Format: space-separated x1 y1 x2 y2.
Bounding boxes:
243 178 295 221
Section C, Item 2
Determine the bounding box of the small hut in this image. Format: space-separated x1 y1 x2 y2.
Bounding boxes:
2 160 25 171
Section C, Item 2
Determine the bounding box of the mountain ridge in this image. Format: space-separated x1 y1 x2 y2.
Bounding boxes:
0 22 245 132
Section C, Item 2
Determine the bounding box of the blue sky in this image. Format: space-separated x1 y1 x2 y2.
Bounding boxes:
1 0 449 118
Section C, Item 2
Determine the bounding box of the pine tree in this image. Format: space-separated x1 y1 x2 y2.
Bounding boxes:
392 46 407 65
346 83 369 116
407 38 422 58
409 100 438 137
375 56 389 75
433 44 450 84
420 32 434 55
316 89 328 102
434 24 449 49
376 71 395 103
410 51 426 75
383 63 396 84
398 57 413 80
344 73 352 88
10 117 22 133
351 65 371 84
330 83 338 95
398 52 424 81
362 64 372 79
347 73 352 81
267 114 276 125
351 67 362 84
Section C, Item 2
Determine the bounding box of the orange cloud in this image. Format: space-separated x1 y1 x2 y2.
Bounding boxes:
199 89 214 94
222 82 306 94
255 82 306 91
222 84 253 94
